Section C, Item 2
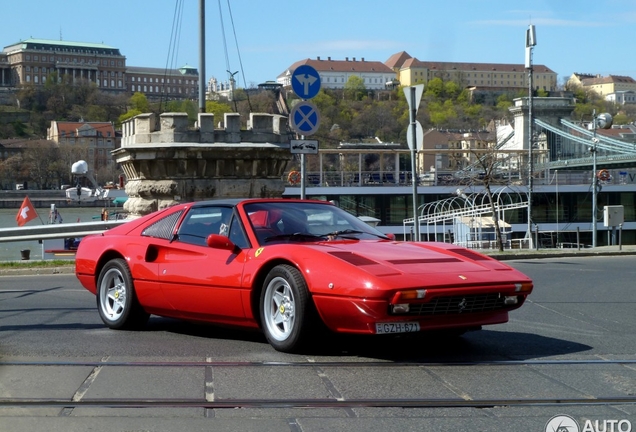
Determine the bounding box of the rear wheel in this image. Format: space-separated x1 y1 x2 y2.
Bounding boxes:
260 264 311 352
97 258 149 330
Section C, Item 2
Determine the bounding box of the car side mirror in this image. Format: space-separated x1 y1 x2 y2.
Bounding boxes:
386 233 396 241
206 234 238 252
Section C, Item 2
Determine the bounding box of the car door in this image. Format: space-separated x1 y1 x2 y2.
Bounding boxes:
158 206 250 321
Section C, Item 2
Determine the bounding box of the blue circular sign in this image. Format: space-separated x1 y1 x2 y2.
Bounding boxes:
291 65 321 99
290 101 320 136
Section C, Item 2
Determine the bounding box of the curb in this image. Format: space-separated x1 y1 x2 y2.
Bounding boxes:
1 247 635 276
0 266 75 276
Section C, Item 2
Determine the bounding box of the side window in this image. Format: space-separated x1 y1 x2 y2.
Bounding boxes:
228 216 250 249
142 210 184 240
177 206 231 246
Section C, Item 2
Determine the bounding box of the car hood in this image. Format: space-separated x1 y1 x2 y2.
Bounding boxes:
306 240 521 280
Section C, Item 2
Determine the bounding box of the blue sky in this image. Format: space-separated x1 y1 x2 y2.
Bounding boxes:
3 0 636 88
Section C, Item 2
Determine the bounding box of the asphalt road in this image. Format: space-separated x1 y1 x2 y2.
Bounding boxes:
0 256 634 432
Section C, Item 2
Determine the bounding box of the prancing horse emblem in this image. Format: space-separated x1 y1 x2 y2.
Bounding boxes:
457 298 467 312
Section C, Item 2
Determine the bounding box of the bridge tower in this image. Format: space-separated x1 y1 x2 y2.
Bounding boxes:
509 97 576 154
114 112 292 218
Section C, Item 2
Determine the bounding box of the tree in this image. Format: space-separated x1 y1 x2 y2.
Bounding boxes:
344 76 366 101
1 154 20 185
205 100 233 124
461 141 513 252
424 77 444 99
22 140 60 189
130 92 149 113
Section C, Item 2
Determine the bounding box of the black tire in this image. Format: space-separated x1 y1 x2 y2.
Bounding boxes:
96 258 149 330
260 264 312 352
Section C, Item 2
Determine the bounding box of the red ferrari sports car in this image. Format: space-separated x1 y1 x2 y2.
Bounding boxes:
75 198 533 352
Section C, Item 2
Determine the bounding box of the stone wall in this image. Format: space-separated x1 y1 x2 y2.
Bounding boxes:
114 112 293 217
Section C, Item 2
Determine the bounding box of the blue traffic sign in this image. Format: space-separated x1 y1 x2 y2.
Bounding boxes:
290 101 320 136
291 65 321 99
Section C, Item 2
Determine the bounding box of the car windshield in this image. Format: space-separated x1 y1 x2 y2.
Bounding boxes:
244 201 388 245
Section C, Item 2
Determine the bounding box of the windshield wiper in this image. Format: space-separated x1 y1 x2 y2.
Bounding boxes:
264 232 325 243
324 229 365 240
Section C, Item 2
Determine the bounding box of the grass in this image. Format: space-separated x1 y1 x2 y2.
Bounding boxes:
0 260 74 268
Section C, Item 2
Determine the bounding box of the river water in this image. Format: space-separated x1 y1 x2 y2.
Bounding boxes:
0 207 105 261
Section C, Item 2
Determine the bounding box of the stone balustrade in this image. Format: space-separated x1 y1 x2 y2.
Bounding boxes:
114 112 293 217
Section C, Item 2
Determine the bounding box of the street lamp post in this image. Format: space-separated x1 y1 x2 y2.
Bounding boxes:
525 25 536 249
591 111 613 248
591 112 598 248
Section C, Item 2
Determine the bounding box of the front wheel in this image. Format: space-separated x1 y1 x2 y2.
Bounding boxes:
97 258 149 330
260 264 311 352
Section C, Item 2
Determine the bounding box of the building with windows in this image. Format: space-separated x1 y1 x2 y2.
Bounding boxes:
278 57 396 90
279 52 557 94
568 73 636 105
47 121 119 172
0 39 126 91
126 65 198 101
0 38 198 100
386 51 557 92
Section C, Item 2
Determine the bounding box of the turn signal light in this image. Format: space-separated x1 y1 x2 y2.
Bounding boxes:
514 282 533 293
391 289 427 304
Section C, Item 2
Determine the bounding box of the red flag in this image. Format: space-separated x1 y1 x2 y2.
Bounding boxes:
16 196 38 227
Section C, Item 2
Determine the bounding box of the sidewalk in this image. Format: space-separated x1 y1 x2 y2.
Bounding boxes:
483 244 636 260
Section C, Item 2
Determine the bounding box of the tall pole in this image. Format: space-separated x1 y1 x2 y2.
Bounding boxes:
409 87 420 241
525 25 536 249
300 145 306 200
198 0 206 113
592 110 598 248
527 69 534 249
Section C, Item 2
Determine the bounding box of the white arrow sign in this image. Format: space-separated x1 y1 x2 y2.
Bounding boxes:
403 84 424 113
406 121 424 151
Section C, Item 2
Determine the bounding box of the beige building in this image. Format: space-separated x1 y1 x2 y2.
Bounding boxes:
386 51 557 93
567 73 636 104
126 65 198 101
1 38 126 91
420 129 497 173
0 38 197 100
47 120 119 172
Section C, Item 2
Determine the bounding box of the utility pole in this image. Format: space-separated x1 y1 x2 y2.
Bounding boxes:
591 111 613 247
592 110 598 248
403 85 424 241
198 0 206 113
525 24 536 249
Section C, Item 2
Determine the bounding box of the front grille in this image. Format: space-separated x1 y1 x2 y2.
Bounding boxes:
404 293 510 316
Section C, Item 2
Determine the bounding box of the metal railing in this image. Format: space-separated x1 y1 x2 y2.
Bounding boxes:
0 220 128 243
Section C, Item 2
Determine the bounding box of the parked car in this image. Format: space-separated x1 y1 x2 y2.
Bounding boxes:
75 198 533 352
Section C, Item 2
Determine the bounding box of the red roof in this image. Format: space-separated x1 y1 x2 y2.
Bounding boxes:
281 57 394 77
52 121 115 137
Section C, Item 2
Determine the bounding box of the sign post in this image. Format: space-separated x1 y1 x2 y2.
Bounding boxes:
290 65 321 199
404 84 424 241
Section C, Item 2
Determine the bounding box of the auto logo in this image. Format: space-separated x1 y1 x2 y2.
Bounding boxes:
279 305 285 314
458 275 467 280
458 298 467 312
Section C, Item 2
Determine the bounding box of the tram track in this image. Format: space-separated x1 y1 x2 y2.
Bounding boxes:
1 358 636 367
2 358 635 411
1 396 635 409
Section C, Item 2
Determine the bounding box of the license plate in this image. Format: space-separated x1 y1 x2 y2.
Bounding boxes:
375 322 420 334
